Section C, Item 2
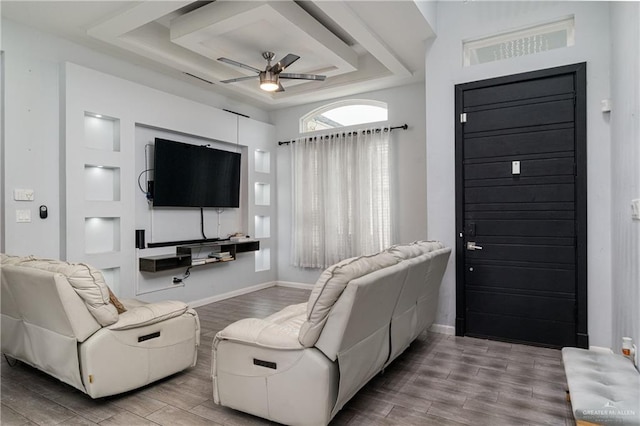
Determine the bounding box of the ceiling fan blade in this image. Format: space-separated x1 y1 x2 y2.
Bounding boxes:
219 75 259 84
270 54 300 73
279 73 326 81
218 57 262 74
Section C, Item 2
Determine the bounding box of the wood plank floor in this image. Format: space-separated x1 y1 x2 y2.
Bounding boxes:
1 286 575 425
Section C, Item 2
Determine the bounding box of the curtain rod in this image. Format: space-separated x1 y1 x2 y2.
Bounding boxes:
277 124 408 146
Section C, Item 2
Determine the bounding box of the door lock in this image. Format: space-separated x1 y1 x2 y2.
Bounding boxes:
466 242 483 251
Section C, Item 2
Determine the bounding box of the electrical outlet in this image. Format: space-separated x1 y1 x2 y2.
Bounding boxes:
16 209 31 223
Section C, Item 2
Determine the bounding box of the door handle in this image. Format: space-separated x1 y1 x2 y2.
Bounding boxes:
466 242 483 251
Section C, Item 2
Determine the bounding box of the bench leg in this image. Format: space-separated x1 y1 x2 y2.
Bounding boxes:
576 421 601 426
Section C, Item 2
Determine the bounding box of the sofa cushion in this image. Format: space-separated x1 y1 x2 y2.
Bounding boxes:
216 303 306 349
0 253 34 265
8 258 119 326
299 251 399 347
107 300 189 330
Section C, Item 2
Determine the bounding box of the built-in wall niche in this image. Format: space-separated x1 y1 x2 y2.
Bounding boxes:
84 165 121 201
254 149 270 174
254 182 271 206
255 248 271 272
100 267 120 294
85 217 121 254
254 215 270 238
84 112 120 152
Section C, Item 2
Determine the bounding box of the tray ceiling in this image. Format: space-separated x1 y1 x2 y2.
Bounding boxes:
2 1 435 109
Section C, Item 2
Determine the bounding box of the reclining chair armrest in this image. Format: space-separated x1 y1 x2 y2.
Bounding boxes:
215 318 303 350
107 300 191 331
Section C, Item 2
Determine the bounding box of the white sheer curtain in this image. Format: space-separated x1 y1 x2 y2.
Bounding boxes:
291 128 393 269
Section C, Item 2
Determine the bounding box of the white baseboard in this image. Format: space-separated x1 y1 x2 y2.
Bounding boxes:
589 345 614 354
429 323 455 335
188 281 276 308
276 281 315 290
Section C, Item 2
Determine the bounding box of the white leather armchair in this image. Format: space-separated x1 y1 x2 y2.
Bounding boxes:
1 255 200 398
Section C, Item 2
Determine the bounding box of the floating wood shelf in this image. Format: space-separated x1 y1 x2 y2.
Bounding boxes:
139 240 260 272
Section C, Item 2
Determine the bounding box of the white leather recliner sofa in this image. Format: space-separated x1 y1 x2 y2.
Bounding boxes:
212 241 451 425
1 254 200 398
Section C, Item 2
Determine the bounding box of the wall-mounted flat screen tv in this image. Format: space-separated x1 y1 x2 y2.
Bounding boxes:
152 138 241 208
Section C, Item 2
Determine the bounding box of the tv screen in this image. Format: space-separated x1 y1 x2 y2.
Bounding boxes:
152 138 241 208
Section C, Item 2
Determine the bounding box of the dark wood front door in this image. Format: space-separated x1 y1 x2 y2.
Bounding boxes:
455 64 588 348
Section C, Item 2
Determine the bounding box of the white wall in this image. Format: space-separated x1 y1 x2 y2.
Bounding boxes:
271 83 427 284
425 1 613 346
3 19 62 257
1 18 269 258
62 63 277 304
3 19 278 306
610 2 640 355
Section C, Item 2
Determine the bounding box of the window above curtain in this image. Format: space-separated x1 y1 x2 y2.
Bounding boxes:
300 100 388 134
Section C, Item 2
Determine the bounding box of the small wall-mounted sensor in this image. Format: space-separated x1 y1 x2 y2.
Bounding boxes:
512 160 521 175
601 99 612 112
39 205 48 219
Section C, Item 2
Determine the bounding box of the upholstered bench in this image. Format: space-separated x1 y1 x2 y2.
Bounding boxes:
562 347 640 425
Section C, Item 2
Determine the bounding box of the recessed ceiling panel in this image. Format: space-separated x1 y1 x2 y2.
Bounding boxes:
170 1 358 81
61 0 436 108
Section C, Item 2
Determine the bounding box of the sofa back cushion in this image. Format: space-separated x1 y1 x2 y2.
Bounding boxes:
387 240 444 259
298 251 398 348
2 256 119 326
1 264 101 392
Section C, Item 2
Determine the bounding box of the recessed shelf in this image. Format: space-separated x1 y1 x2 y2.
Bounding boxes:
255 248 271 272
100 267 120 294
85 217 120 254
84 165 121 201
254 150 270 174
255 182 270 206
84 113 120 152
254 215 270 239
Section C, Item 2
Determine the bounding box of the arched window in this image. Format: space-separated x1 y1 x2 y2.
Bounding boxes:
300 99 388 133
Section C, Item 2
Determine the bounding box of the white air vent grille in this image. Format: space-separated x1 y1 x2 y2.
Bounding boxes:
463 16 575 67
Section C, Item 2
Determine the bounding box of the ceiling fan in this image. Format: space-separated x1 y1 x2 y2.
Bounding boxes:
218 52 326 92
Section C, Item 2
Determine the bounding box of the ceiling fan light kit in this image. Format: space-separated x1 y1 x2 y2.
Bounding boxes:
259 71 279 92
218 51 326 92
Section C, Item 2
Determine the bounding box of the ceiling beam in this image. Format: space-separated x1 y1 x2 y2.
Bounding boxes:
312 1 412 78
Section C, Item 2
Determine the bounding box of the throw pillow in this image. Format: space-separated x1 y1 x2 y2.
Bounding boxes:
108 287 127 314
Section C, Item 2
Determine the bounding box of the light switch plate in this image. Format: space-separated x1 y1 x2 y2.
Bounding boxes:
14 189 34 201
631 199 640 220
16 209 31 223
